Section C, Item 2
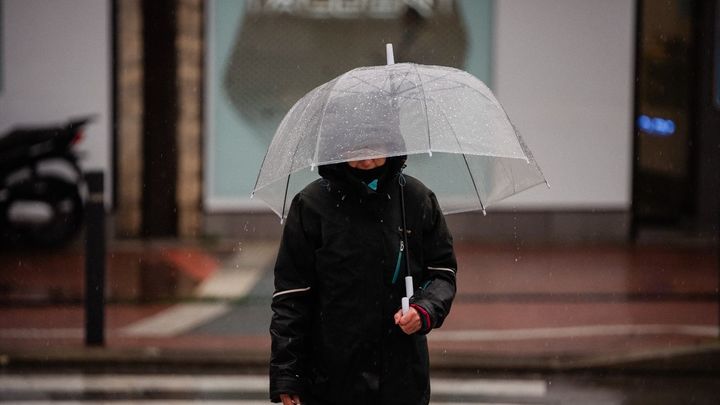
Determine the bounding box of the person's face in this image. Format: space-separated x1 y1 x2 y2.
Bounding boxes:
347 157 386 170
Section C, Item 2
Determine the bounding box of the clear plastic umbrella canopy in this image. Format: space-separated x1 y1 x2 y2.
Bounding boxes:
252 61 547 220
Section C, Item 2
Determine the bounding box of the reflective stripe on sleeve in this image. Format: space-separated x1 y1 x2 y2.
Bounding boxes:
427 266 456 275
272 287 311 298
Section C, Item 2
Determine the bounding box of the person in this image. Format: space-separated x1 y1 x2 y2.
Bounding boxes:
269 145 457 405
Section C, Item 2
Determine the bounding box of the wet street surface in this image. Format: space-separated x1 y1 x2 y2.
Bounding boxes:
1 242 718 404
0 370 718 404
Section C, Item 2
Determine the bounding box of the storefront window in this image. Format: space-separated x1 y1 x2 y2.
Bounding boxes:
205 0 492 208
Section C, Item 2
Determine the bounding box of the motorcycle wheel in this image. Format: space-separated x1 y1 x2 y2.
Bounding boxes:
0 176 84 248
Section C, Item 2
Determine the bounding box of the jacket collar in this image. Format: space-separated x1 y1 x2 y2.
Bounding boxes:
318 156 406 197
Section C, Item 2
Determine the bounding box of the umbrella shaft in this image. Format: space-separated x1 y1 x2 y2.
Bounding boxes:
399 175 412 278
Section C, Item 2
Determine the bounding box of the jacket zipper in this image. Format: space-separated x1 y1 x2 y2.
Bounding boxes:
391 240 404 284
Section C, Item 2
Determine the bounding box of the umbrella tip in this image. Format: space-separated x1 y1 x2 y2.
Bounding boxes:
428 150 433 157
280 217 285 225
250 192 255 199
482 208 487 216
386 43 395 65
310 163 316 172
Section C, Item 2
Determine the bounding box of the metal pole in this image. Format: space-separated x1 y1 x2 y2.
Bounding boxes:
84 171 106 346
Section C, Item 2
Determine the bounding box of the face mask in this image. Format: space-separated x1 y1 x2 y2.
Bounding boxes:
347 164 387 187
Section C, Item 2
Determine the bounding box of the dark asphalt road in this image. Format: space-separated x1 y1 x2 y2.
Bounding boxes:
1 369 718 404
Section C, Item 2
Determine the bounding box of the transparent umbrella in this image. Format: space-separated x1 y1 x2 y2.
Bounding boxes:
252 45 547 221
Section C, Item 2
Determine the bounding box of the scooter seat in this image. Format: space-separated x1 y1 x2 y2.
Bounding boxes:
0 127 63 151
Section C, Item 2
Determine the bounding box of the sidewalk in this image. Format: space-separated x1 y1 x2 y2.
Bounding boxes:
0 238 718 373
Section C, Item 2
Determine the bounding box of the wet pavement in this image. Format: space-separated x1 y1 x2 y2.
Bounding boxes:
1 369 719 404
0 238 718 375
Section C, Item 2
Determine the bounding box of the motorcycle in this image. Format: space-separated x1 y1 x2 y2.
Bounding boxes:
0 117 93 247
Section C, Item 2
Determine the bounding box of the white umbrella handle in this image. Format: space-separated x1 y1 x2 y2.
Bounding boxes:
402 276 413 315
386 43 395 65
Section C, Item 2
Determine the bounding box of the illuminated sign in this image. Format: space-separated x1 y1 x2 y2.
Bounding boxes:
637 115 676 137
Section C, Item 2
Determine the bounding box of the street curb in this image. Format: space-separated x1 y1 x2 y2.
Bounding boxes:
430 342 720 374
3 342 719 375
0 347 268 372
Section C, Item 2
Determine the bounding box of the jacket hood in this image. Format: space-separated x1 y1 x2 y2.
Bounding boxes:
315 92 407 164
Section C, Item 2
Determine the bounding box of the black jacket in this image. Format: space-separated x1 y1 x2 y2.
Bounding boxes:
269 158 457 405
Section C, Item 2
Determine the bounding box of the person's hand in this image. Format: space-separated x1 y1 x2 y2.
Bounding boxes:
394 307 421 335
279 393 301 405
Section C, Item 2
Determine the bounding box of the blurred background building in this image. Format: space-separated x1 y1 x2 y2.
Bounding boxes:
0 3 718 393
0 0 717 244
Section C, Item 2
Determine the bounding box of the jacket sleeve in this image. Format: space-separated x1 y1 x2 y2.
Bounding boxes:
410 192 457 334
269 194 317 402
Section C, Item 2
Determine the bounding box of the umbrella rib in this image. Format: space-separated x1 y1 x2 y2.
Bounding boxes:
335 78 369 94
461 153 486 214
440 74 500 106
412 64 432 152
252 91 308 195
393 68 493 106
330 82 427 98
345 73 392 96
251 146 269 196
404 69 456 92
312 75 346 167
258 83 325 216
331 88 389 97
380 71 392 94
325 70 427 101
420 84 466 94
430 99 487 213
392 69 414 96
514 126 549 185
280 173 292 222
411 66 455 81
494 108 547 192
281 104 319 218
412 67 500 107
